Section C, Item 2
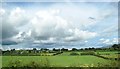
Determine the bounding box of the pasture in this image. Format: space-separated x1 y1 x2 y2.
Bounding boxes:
2 51 119 67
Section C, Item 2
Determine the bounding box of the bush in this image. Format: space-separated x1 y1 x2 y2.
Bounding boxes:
27 61 40 67
70 52 79 56
8 60 22 67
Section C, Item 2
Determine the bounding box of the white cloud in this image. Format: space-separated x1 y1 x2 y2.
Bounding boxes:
85 41 88 43
103 39 110 44
1 2 117 49
74 28 97 39
29 9 98 43
0 8 5 16
30 9 71 39
112 38 118 43
51 2 117 29
53 3 99 28
100 38 105 41
1 7 26 39
33 37 56 44
64 28 97 41
8 7 29 27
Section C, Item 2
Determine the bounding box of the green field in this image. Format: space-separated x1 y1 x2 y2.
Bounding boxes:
2 56 116 67
2 51 119 67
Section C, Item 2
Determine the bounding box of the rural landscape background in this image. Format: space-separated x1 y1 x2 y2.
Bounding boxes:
0 0 120 69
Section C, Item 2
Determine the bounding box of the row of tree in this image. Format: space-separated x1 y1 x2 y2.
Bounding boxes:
1 44 120 56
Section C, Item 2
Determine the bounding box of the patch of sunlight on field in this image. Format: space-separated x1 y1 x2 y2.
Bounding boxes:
96 51 119 54
101 54 120 58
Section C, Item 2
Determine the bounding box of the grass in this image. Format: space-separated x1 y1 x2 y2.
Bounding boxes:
100 54 120 58
0 56 2 68
96 51 119 54
2 51 119 67
96 51 120 58
58 51 119 56
2 55 114 67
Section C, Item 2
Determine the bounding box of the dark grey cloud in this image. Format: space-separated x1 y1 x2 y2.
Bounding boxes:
2 21 18 39
2 40 18 45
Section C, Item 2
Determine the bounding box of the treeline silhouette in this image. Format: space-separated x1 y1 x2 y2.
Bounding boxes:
1 44 120 56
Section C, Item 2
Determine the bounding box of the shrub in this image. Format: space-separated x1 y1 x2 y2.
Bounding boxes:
43 58 50 67
8 60 22 67
27 58 50 67
27 61 40 67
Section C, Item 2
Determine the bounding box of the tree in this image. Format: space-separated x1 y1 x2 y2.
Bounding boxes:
72 48 78 51
85 48 88 50
53 48 56 51
80 48 83 51
61 48 68 51
11 49 15 52
33 48 37 53
44 48 49 51
33 48 37 51
10 49 16 54
112 44 120 50
112 44 118 48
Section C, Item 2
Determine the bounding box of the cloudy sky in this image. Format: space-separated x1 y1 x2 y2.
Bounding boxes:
0 1 119 50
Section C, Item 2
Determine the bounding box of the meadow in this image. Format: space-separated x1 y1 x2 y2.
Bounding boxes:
2 51 119 67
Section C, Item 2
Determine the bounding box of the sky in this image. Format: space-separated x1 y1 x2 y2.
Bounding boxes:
0 1 119 50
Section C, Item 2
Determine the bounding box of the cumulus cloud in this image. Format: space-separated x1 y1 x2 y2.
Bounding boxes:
8 7 29 27
64 28 97 42
0 8 5 16
30 9 70 40
1 2 118 49
2 7 97 44
1 7 30 45
29 9 97 43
